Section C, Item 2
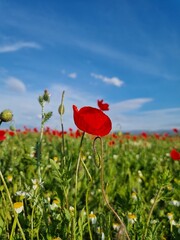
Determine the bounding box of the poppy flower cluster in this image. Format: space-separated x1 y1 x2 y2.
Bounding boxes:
170 149 180 161
73 100 112 137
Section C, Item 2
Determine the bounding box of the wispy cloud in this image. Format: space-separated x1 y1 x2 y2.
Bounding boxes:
68 72 77 79
0 41 41 53
110 108 180 131
91 73 124 87
4 77 26 93
111 98 153 112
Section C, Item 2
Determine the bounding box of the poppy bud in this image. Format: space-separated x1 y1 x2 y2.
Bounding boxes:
0 109 13 122
58 91 65 116
43 90 50 102
58 104 65 115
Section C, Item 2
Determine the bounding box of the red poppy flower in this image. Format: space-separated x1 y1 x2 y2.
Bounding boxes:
97 99 109 111
0 130 6 141
172 128 178 134
73 105 112 136
170 149 180 161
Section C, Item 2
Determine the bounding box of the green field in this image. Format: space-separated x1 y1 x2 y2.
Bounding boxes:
0 92 180 240
0 127 180 240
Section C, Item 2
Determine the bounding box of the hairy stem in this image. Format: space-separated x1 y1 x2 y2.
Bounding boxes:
93 137 130 240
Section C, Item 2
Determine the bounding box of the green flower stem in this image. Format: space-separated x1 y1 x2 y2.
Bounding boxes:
142 186 163 240
59 91 65 167
93 137 131 240
73 132 85 239
37 101 45 181
86 181 93 240
10 214 17 240
0 170 26 240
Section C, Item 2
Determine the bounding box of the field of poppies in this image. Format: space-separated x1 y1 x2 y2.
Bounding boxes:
0 91 180 240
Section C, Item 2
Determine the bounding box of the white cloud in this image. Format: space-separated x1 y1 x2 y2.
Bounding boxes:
111 98 153 112
110 108 180 132
0 83 179 132
0 41 41 53
91 73 124 87
68 72 77 79
5 77 26 93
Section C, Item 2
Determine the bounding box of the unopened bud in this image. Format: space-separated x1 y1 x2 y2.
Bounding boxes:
0 109 13 122
43 90 50 102
58 104 65 115
58 91 65 116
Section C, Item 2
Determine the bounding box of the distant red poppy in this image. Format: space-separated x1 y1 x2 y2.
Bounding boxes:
73 105 112 136
97 99 109 111
172 128 178 134
141 132 148 139
170 149 180 161
0 130 6 141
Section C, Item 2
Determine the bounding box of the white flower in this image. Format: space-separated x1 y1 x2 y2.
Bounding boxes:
113 223 121 231
13 202 23 214
169 200 180 207
131 192 137 201
50 199 60 210
167 212 174 220
15 191 30 197
128 213 137 224
89 211 97 224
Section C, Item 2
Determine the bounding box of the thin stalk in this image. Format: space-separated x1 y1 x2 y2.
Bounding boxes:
93 137 130 240
37 101 45 181
86 181 93 240
73 132 85 239
0 170 26 240
10 214 17 240
142 186 163 240
59 90 65 167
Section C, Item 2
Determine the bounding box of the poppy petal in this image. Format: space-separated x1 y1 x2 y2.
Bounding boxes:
73 105 112 136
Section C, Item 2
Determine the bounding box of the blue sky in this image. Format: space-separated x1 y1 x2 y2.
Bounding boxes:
0 0 180 132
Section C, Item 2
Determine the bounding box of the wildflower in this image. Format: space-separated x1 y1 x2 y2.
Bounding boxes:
50 199 60 210
150 198 155 204
97 99 109 111
167 212 174 220
69 206 75 212
170 149 180 161
53 156 58 162
15 191 30 198
97 227 105 240
89 211 97 224
0 130 6 141
113 154 118 160
113 222 121 231
7 174 13 182
13 202 23 214
172 128 178 134
73 104 112 136
127 213 137 224
169 200 180 207
31 179 39 190
131 192 137 201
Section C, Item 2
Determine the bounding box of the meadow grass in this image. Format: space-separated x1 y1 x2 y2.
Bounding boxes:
0 92 179 240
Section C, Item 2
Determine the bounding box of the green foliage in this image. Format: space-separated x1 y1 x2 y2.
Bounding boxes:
0 131 180 239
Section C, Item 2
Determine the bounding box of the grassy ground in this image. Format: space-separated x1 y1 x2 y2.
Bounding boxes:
0 128 179 240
